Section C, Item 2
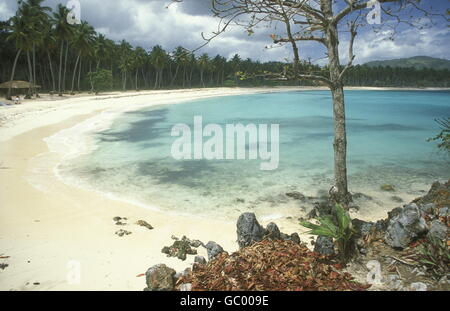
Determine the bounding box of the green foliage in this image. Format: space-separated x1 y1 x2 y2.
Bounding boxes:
417 236 450 280
223 79 237 87
87 69 113 93
427 117 450 156
301 204 356 263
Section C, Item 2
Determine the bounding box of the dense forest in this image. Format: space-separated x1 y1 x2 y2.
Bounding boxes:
1 1 449 98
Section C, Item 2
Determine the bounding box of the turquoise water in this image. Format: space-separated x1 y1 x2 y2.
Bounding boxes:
62 90 450 220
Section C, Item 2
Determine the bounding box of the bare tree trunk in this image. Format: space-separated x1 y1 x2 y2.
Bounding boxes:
77 58 82 91
58 41 64 96
324 4 351 207
26 51 33 97
62 41 69 93
71 52 81 94
7 49 22 99
47 51 56 92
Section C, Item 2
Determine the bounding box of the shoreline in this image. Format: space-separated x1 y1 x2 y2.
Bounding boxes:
0 87 311 291
0 86 447 291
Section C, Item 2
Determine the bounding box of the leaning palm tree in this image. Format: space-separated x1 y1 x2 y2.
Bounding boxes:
23 0 50 97
70 21 95 94
6 14 29 99
53 4 74 96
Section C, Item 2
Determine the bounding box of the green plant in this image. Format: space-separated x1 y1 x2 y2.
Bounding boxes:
427 117 450 156
417 236 450 280
87 69 113 94
301 204 356 263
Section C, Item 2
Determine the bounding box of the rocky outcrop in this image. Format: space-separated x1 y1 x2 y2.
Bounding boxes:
205 241 224 261
144 264 176 291
428 219 447 241
236 213 301 249
314 236 335 255
384 204 428 249
236 213 266 249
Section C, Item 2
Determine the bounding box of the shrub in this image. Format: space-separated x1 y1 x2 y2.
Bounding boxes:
417 236 450 280
87 69 113 94
300 204 356 263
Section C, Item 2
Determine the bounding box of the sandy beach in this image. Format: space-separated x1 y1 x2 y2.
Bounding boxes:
0 87 314 291
0 86 448 291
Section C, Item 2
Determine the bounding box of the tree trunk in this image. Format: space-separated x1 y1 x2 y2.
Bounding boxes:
62 41 69 92
325 12 351 207
47 51 56 92
77 58 82 91
26 51 33 97
32 44 38 96
7 49 22 99
71 52 81 94
58 41 64 96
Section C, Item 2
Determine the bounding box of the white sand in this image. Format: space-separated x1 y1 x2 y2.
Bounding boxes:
0 86 445 291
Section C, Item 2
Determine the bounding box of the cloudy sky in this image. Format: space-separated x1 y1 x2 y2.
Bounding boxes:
1 0 449 65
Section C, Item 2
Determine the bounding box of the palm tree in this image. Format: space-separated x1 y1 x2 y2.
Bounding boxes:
53 4 74 96
150 45 169 89
41 22 57 92
133 47 147 90
23 0 51 97
171 46 190 87
70 21 95 94
118 40 132 91
198 53 210 87
6 13 29 99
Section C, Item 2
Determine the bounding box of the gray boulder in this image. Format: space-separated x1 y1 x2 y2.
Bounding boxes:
205 241 224 261
265 222 281 240
194 255 207 265
384 204 428 249
236 213 266 248
178 283 192 291
428 219 447 241
145 264 176 291
314 236 335 255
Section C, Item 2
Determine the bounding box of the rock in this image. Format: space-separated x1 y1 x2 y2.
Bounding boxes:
236 213 266 248
113 216 122 222
439 275 449 285
314 236 335 255
352 219 375 237
386 274 403 291
162 237 198 261
178 283 192 291
391 196 403 203
194 255 207 265
384 204 428 249
380 184 395 192
205 241 224 261
438 207 449 217
265 222 281 240
419 203 435 215
145 264 176 291
136 220 153 230
387 207 403 220
289 233 301 244
427 219 447 241
409 282 427 291
414 180 450 206
0 263 8 270
190 239 204 248
286 191 305 201
115 229 132 237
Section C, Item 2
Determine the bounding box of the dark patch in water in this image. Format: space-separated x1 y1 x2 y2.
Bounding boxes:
98 108 169 142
